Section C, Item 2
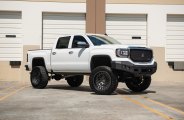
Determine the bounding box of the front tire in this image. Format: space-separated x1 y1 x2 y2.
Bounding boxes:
89 66 118 95
30 66 48 89
66 75 84 87
125 76 151 92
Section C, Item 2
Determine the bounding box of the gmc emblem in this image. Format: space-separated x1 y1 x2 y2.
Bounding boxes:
141 53 145 58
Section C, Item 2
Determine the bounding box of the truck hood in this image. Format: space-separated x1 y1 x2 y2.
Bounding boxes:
91 44 148 49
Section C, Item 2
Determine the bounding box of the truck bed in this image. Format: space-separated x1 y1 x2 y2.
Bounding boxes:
27 49 52 72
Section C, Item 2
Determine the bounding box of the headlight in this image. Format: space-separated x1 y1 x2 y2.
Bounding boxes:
116 49 129 57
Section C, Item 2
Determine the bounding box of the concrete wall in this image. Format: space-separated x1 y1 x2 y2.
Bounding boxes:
106 0 184 4
152 47 184 82
86 0 105 34
5 0 184 4
0 62 21 81
4 0 86 2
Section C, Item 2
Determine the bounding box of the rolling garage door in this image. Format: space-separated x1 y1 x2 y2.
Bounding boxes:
106 14 147 46
0 11 22 61
166 15 184 61
43 13 86 49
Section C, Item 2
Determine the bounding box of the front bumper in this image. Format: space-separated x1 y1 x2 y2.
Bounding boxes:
111 61 157 76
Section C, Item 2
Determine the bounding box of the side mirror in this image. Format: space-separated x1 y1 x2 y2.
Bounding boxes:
77 41 89 48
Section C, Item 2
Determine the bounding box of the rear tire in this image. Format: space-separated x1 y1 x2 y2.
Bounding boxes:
125 76 151 92
89 66 118 95
30 66 48 89
66 75 84 87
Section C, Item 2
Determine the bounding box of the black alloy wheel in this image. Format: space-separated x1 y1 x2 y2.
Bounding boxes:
89 66 118 95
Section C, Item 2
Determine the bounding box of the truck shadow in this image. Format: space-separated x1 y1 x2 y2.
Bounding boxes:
46 84 156 95
46 84 92 92
116 88 156 95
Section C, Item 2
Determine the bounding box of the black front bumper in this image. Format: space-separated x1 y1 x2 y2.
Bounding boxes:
111 61 157 76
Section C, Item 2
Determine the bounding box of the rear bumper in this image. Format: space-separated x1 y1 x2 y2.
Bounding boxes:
111 61 157 76
25 65 29 71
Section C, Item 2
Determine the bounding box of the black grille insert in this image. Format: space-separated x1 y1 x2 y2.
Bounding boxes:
130 48 153 62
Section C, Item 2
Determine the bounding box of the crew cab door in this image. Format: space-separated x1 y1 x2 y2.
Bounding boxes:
66 35 90 72
51 36 72 72
51 35 90 72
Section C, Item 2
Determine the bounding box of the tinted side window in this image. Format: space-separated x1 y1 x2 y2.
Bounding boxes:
56 36 70 49
72 36 88 48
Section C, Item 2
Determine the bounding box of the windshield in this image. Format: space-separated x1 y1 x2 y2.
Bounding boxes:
88 35 121 46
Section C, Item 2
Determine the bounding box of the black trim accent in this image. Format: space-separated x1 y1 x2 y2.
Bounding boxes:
90 55 112 70
132 36 141 39
10 61 21 66
6 35 16 38
25 65 29 71
32 57 46 68
111 61 157 76
129 48 153 62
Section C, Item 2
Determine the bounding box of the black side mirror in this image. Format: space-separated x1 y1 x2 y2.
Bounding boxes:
77 41 89 48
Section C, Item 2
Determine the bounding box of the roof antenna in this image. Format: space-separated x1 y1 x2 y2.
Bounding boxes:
104 33 108 36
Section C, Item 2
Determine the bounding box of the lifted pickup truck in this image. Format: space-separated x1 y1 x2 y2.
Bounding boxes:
25 34 157 95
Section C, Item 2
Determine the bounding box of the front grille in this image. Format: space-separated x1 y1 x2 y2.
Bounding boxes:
130 48 153 62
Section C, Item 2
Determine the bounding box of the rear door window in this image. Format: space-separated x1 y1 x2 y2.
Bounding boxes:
56 36 71 49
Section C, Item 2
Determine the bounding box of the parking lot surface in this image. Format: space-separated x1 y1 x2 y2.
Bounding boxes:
0 79 184 120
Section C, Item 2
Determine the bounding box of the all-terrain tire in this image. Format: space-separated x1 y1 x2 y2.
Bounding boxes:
30 66 48 89
66 75 84 87
89 66 118 95
125 76 151 92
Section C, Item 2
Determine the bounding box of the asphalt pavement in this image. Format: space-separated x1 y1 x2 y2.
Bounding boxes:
0 79 184 120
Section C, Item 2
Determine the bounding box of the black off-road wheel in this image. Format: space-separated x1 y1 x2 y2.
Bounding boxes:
30 66 48 89
125 76 151 92
89 66 118 95
66 75 84 87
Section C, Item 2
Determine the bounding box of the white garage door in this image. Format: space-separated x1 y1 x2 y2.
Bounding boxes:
106 14 147 46
0 11 22 61
166 15 184 61
43 13 86 49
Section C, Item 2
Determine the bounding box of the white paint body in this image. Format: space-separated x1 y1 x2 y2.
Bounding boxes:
27 34 156 73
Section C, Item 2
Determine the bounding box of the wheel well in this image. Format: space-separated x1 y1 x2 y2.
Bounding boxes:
90 55 112 70
32 58 46 68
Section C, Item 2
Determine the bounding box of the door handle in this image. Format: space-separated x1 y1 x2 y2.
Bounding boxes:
52 52 56 55
69 51 73 54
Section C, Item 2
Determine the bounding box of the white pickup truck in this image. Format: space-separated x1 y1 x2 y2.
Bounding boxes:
25 34 157 95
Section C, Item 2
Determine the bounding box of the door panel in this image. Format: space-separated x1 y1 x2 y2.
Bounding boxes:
51 35 90 73
66 48 90 72
51 48 90 72
51 36 71 71
51 48 74 72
